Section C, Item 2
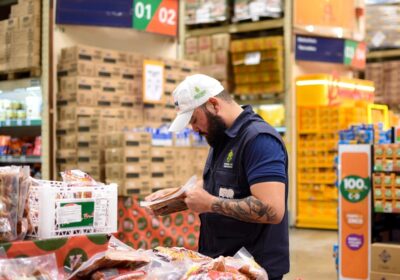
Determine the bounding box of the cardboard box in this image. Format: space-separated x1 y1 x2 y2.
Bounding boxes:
56 149 77 164
11 0 41 17
120 67 136 80
117 80 140 96
105 132 152 148
58 106 100 121
102 49 119 64
77 132 103 148
151 147 174 162
56 120 77 135
61 45 102 63
8 54 40 69
119 94 141 107
105 147 151 164
98 107 120 118
94 63 121 79
77 116 122 132
76 162 102 181
105 163 151 180
151 177 176 191
212 33 230 51
58 91 97 107
125 179 151 195
57 134 77 149
59 76 102 94
101 78 124 95
151 162 175 177
212 50 229 65
117 51 128 65
126 52 143 67
370 272 400 280
5 18 19 31
198 35 212 51
180 60 199 74
119 107 143 122
11 28 41 45
57 61 95 77
11 42 40 57
19 15 41 29
97 93 120 107
185 37 198 55
372 243 400 274
198 51 213 66
77 148 103 163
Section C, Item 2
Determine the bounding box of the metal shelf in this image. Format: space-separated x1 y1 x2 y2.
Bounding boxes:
186 18 284 37
0 156 42 164
0 119 41 127
367 49 400 60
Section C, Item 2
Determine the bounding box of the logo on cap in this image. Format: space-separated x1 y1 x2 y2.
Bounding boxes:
194 86 206 100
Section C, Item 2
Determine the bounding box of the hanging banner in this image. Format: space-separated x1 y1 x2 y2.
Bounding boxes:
295 35 366 70
56 0 179 37
338 145 371 280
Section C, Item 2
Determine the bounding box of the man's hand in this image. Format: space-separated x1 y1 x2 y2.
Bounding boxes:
144 187 177 202
184 181 216 213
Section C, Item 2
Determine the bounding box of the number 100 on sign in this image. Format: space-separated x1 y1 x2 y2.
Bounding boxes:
132 0 178 37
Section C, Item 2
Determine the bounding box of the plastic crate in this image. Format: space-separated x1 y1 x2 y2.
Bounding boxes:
28 180 118 239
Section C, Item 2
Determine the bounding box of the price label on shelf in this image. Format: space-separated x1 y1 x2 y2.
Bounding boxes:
5 120 11 126
16 119 23 126
132 0 178 36
244 52 261 65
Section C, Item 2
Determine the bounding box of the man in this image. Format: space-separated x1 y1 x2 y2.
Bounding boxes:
147 74 289 280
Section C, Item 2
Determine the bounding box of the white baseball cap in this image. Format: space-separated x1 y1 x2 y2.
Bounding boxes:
168 74 224 132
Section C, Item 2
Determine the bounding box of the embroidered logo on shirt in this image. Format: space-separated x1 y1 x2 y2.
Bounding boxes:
219 187 234 199
223 150 234 169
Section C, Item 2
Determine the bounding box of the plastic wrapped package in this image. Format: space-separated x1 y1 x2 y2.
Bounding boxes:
17 166 31 240
0 166 20 242
0 247 6 259
0 253 59 279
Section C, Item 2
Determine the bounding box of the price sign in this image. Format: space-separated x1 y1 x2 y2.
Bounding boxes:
244 52 261 65
143 60 165 104
132 0 178 36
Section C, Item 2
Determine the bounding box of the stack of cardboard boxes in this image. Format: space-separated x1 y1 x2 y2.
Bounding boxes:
371 243 400 280
0 0 41 72
57 44 208 195
185 33 231 90
232 0 283 22
366 61 400 106
230 36 284 96
185 0 228 25
105 132 152 195
56 45 144 181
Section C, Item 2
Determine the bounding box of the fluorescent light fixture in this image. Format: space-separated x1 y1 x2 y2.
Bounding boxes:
296 80 331 86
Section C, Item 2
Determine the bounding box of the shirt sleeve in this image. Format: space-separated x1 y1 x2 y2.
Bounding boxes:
243 134 287 186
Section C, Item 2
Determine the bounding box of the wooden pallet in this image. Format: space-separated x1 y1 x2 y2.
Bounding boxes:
0 68 41 81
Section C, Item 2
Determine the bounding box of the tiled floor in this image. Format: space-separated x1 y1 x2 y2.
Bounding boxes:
284 228 338 280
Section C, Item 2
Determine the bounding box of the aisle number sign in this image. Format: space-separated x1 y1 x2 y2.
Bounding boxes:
338 145 371 280
132 0 178 36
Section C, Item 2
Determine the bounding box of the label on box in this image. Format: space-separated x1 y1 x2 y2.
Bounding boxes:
244 52 261 65
58 201 95 228
94 198 108 227
143 60 164 104
58 204 82 225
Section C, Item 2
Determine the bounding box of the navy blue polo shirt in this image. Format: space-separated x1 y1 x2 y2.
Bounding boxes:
198 106 290 278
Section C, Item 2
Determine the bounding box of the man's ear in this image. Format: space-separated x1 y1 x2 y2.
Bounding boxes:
206 97 220 114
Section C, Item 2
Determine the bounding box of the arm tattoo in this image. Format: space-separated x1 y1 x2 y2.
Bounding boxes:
211 196 277 223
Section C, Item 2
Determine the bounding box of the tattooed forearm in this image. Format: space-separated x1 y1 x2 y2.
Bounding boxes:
211 196 278 224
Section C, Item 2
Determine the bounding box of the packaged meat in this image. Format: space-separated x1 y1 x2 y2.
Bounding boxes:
0 166 20 242
153 246 211 263
69 249 150 279
0 253 59 279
